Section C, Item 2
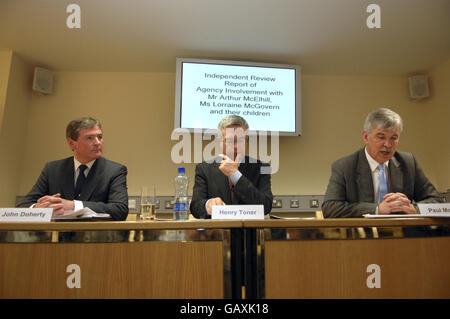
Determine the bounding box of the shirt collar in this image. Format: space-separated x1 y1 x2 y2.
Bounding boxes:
364 147 389 173
74 157 96 171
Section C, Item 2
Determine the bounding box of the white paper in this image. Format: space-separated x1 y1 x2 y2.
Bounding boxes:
270 215 315 220
364 214 424 218
52 207 110 220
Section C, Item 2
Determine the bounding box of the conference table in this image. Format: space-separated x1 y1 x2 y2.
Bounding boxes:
244 218 450 299
0 219 238 298
1 217 449 299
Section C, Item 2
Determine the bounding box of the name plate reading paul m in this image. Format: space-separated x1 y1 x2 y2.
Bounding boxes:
417 203 450 218
0 208 53 222
212 205 264 220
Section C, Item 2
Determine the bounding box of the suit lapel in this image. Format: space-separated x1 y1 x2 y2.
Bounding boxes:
231 156 252 204
61 157 75 199
356 149 375 203
388 155 403 193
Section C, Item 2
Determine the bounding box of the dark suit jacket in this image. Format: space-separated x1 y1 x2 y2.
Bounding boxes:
17 157 129 220
322 148 443 218
190 156 273 219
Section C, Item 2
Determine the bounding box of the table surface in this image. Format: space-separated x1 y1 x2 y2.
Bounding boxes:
1 217 449 231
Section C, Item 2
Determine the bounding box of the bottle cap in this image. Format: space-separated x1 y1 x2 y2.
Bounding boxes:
178 167 185 174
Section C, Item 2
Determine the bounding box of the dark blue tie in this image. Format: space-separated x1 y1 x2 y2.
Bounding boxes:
75 164 87 198
378 163 388 203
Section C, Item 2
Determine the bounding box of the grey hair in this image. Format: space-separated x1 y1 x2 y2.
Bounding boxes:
66 117 102 140
217 115 249 131
363 108 403 134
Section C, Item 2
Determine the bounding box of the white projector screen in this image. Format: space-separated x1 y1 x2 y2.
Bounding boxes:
174 58 302 136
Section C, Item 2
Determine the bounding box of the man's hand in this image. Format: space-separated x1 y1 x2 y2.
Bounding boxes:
206 197 226 215
61 198 75 211
218 154 239 177
35 193 74 215
378 193 417 215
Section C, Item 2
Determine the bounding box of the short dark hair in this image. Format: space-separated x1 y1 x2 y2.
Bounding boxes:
66 117 102 140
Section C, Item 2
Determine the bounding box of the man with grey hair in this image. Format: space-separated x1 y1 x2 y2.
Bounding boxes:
190 115 273 218
322 108 442 218
18 117 129 220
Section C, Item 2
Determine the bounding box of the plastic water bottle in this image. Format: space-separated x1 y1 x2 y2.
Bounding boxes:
174 167 189 220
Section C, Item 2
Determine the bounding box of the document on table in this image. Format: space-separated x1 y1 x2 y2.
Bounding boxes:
269 215 315 220
364 214 423 218
365 214 450 218
52 207 110 220
365 203 450 218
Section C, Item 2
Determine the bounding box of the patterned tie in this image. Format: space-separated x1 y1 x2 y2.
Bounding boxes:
378 163 388 203
75 164 88 198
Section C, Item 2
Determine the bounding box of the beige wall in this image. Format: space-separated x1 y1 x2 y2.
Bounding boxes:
0 52 33 206
425 59 450 192
19 71 182 198
12 61 447 201
275 73 440 195
0 50 12 129
0 54 446 204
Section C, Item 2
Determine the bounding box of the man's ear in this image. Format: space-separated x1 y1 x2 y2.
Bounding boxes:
67 137 76 151
362 130 369 144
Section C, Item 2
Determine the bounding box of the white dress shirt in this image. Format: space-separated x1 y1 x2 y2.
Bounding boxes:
364 148 389 213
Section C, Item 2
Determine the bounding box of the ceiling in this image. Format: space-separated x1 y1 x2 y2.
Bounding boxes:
0 0 449 75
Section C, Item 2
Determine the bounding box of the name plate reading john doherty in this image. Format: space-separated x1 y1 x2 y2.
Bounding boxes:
0 208 53 222
212 205 264 220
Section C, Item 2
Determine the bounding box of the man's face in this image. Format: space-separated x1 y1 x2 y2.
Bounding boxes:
221 125 247 161
67 125 103 163
363 125 400 163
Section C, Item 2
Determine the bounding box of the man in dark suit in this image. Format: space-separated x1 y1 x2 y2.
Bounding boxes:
190 115 273 218
190 115 272 299
17 117 128 221
322 108 443 218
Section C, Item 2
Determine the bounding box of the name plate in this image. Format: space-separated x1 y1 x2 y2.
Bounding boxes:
417 203 450 217
0 208 53 222
212 205 264 220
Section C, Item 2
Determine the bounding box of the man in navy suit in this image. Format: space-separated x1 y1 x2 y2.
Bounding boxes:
190 115 273 219
18 117 128 220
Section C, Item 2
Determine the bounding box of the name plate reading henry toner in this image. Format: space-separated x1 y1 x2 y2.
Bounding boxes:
0 208 53 222
212 205 264 220
417 203 450 218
